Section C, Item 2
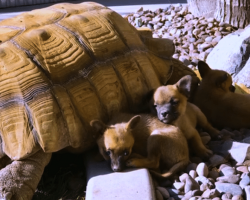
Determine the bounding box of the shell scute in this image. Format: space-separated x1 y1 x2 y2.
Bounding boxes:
14 24 94 83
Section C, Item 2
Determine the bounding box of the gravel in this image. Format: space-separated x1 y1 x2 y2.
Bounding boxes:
125 4 237 70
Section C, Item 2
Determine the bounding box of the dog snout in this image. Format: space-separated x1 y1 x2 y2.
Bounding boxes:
112 165 121 172
161 111 169 117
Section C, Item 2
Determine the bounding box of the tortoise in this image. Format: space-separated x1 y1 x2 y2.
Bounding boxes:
0 2 195 199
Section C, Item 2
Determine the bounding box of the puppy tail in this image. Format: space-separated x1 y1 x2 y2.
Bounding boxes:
150 159 189 181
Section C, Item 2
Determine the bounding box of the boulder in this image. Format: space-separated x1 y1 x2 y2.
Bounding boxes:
206 25 250 87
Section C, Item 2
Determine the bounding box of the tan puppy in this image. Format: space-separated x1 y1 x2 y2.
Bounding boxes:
152 75 219 158
90 113 189 179
193 61 250 129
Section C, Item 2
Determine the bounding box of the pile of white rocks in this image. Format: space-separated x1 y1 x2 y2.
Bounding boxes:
152 127 250 200
125 4 237 70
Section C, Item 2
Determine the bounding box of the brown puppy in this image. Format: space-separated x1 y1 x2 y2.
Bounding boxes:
152 75 219 158
193 61 250 129
90 113 189 179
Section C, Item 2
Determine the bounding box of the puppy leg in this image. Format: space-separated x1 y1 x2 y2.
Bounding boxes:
196 108 220 138
189 128 213 158
126 135 161 169
150 159 189 180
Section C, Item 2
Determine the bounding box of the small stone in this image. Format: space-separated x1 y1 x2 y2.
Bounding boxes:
180 173 190 182
136 7 143 12
189 37 196 43
220 164 236 176
189 170 197 179
205 36 213 42
173 182 185 190
214 31 222 36
193 28 201 36
207 18 215 23
173 54 179 59
232 195 244 200
198 51 208 61
167 188 183 196
196 163 209 177
245 186 250 200
186 163 198 173
216 175 240 184
201 135 211 145
155 189 164 200
236 166 249 173
200 43 213 50
239 172 250 188
135 18 143 27
221 192 233 199
202 189 220 198
157 186 170 199
208 23 214 28
209 154 227 167
205 48 214 54
215 182 243 196
208 170 220 181
185 175 200 193
185 190 202 198
152 33 159 38
212 198 221 200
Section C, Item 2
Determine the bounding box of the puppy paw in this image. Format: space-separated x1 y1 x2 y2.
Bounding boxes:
126 159 140 168
197 147 213 159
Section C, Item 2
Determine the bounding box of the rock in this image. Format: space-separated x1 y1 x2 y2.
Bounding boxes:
184 175 200 193
205 36 213 42
195 176 214 189
184 190 202 198
236 166 249 173
173 182 185 190
201 135 211 145
179 173 189 183
215 182 243 196
239 172 250 188
209 141 250 164
135 18 143 27
202 189 220 198
208 170 220 181
212 198 221 200
189 170 197 179
219 164 236 176
209 154 227 167
245 185 250 200
232 195 244 200
207 25 250 86
216 175 240 184
167 188 184 196
155 189 164 200
221 192 233 199
157 186 170 199
198 51 208 61
196 163 209 177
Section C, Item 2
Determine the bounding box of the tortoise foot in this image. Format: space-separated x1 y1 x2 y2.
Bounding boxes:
0 150 51 200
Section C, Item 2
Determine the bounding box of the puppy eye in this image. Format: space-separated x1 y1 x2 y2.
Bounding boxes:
170 98 179 105
106 150 111 156
154 104 157 108
124 150 129 156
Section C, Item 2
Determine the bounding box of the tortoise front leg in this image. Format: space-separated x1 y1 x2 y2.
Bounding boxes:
0 150 51 200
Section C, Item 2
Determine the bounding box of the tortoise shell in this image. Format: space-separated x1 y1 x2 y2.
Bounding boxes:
0 2 195 160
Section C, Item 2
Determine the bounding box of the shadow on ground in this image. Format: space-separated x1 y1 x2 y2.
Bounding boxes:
33 152 86 200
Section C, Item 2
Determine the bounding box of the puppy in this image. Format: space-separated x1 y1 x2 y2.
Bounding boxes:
152 75 219 158
90 113 189 179
193 61 250 129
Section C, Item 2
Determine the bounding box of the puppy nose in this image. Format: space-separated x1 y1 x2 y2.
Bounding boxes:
113 167 121 172
161 112 168 117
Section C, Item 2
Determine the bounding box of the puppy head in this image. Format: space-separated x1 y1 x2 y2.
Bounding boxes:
198 61 235 92
153 75 192 124
90 115 140 172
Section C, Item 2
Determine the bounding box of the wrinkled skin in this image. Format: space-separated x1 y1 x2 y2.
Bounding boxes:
0 150 51 200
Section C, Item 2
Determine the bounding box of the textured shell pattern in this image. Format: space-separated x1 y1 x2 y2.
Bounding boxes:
0 2 192 160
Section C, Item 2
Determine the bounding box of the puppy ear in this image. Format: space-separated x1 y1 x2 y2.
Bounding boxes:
198 61 211 78
90 120 107 135
126 115 141 130
176 75 192 98
216 73 231 91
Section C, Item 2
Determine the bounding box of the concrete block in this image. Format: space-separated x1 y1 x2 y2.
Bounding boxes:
85 149 156 200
